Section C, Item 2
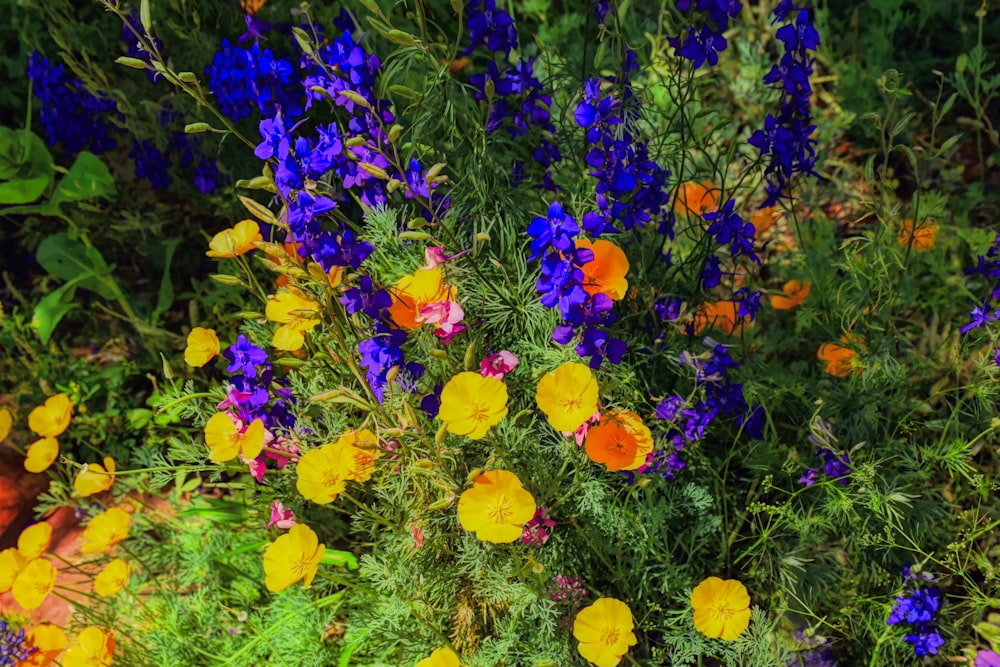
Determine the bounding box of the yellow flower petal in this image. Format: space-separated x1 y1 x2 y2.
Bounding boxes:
457 470 535 543
415 647 461 667
93 558 130 597
12 557 57 610
184 327 220 367
296 442 354 504
206 219 262 258
535 363 600 433
0 547 28 592
573 598 638 667
204 412 240 462
263 523 325 592
74 457 116 497
691 576 751 641
438 372 508 440
0 407 11 443
28 394 73 437
23 624 68 667
62 626 115 667
80 507 131 554
18 521 53 560
24 437 59 473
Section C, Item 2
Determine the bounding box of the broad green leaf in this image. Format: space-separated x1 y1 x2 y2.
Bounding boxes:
0 127 54 201
31 272 97 343
49 151 115 208
36 232 116 300
0 175 49 204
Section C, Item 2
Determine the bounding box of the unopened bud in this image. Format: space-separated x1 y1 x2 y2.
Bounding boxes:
210 274 244 286
115 56 149 70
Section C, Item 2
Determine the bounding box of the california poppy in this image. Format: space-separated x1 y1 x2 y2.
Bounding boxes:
457 470 536 543
573 597 638 667
769 279 811 310
691 577 751 641
674 181 720 216
817 334 863 378
576 239 630 301
897 218 937 252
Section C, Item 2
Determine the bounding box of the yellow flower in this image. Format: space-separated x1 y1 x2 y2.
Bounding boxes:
387 266 455 329
296 440 355 504
416 647 461 667
28 393 73 437
62 626 115 667
263 523 325 592
22 624 68 667
206 219 262 258
0 407 11 442
573 597 638 667
93 558 130 597
24 437 59 473
11 557 57 610
204 412 266 463
184 327 220 367
74 457 116 497
340 429 381 483
457 470 536 543
691 576 752 641
0 547 28 592
266 290 321 351
535 362 600 433
80 507 131 554
437 372 509 440
18 521 53 560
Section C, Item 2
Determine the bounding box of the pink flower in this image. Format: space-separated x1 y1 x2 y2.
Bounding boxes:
410 523 425 549
263 436 300 468
268 501 296 529
423 246 448 270
249 457 267 483
480 350 519 380
419 300 466 344
217 384 255 411
521 507 556 546
561 409 601 447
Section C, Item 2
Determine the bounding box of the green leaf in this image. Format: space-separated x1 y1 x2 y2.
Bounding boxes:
320 549 360 570
48 152 115 208
0 175 50 204
151 238 179 327
31 272 97 343
36 232 116 300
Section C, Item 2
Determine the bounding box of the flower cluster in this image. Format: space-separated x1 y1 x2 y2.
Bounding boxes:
652 341 764 481
574 68 672 236
669 0 744 70
749 0 821 206
206 38 302 121
798 417 851 486
527 202 628 368
960 233 1000 341
296 430 380 504
887 568 945 657
0 620 35 666
465 0 518 56
27 52 120 155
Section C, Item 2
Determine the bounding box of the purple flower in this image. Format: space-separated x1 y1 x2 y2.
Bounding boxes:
224 335 268 378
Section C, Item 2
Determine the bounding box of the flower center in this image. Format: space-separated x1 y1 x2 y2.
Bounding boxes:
322 468 342 488
601 626 620 646
470 401 492 423
488 495 513 524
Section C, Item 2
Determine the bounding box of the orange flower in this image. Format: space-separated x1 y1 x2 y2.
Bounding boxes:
387 267 456 329
897 218 938 252
817 334 864 378
769 279 811 310
692 301 744 335
577 239 630 301
674 181 720 216
206 219 262 258
750 206 780 235
74 457 116 497
584 411 653 472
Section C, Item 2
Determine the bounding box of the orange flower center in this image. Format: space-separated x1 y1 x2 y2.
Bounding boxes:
601 626 620 646
322 469 342 488
469 401 493 423
291 556 312 579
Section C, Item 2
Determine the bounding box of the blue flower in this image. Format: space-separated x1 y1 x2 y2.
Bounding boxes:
0 620 36 666
465 0 518 55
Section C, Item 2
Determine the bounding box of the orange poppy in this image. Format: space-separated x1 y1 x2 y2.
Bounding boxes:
769 279 811 310
817 334 864 378
584 410 653 472
692 301 744 335
673 181 719 216
750 206 780 235
576 239 630 301
896 219 937 252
